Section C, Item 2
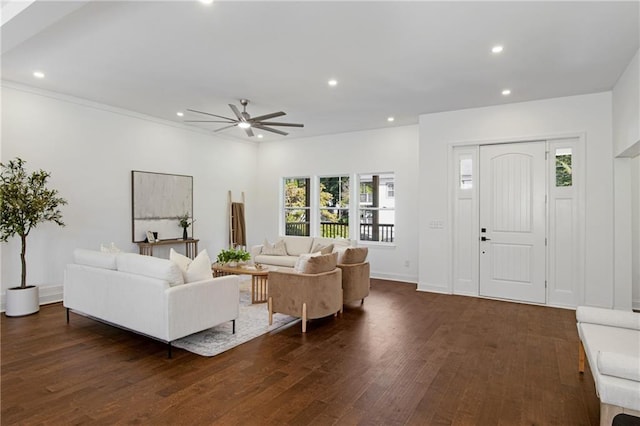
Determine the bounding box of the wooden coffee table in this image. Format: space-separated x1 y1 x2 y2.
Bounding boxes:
211 264 271 304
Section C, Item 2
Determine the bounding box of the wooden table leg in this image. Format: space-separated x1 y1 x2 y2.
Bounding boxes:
252 275 268 304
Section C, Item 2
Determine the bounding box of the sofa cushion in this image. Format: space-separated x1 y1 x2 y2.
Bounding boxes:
283 236 313 256
294 252 321 273
303 252 338 274
254 254 298 268
577 306 640 330
597 351 640 382
74 249 118 270
117 253 184 287
339 247 369 264
261 239 287 256
170 249 212 283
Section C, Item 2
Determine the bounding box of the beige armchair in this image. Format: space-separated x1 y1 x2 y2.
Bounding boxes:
268 253 342 333
336 246 370 306
338 261 370 305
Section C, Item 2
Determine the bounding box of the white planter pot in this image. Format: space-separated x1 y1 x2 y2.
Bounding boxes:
5 286 39 317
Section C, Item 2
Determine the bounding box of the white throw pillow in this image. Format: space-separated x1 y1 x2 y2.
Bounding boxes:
311 242 334 254
333 246 348 264
100 242 122 253
170 249 212 283
261 239 287 256
294 252 321 273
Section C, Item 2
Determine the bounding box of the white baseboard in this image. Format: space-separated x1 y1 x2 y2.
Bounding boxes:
370 271 417 284
417 282 451 294
0 285 63 313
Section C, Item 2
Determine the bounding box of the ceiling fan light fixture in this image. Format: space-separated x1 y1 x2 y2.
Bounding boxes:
238 122 251 129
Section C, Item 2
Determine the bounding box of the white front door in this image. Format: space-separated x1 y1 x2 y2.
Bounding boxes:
479 142 546 304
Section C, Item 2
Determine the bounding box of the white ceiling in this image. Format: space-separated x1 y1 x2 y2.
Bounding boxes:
1 1 638 142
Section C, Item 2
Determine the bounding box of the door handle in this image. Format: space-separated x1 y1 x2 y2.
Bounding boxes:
481 236 491 241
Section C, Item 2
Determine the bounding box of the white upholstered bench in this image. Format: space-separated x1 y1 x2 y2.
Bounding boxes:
576 306 640 425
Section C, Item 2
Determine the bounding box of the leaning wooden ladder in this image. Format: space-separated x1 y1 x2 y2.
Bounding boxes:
228 191 246 249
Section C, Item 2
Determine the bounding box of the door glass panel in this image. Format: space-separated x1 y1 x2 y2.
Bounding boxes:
460 157 473 189
555 148 572 187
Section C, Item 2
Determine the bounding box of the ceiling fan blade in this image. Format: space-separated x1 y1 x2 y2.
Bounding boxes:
213 124 238 132
184 120 235 123
186 108 236 121
249 111 286 122
258 121 304 128
244 127 254 137
253 124 288 136
229 104 245 121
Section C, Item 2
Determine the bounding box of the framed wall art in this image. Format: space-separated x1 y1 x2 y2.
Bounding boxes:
131 170 193 242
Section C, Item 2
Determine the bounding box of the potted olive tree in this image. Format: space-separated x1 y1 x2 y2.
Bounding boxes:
1 158 67 316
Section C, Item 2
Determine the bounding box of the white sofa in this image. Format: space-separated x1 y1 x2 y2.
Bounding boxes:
251 236 353 268
576 306 640 425
64 249 240 357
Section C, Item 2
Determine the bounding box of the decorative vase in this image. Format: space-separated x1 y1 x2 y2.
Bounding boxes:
182 227 188 240
5 285 39 317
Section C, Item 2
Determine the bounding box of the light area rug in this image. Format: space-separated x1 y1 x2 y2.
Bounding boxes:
172 279 297 357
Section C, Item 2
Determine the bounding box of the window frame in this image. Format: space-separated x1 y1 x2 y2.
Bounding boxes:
318 175 351 239
357 172 396 244
282 176 311 237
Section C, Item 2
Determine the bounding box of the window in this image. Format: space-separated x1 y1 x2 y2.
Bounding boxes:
358 173 395 243
386 182 395 198
555 148 572 187
319 176 349 238
460 157 473 189
283 177 310 236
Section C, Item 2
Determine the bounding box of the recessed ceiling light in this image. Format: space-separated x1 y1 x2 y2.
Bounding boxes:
176 112 184 117
199 0 213 4
387 116 395 122
257 134 264 139
502 89 511 96
33 71 45 79
492 45 504 54
328 79 338 87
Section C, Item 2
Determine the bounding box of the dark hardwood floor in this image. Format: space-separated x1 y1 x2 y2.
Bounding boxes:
1 279 600 425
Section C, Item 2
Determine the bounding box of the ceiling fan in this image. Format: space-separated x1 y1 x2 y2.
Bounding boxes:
185 99 304 137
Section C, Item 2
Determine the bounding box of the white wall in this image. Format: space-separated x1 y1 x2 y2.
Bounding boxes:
613 49 640 156
612 47 640 310
254 126 419 283
1 83 259 308
418 92 614 307
632 155 640 310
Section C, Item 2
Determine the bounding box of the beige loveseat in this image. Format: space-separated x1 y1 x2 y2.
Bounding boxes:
251 236 353 268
